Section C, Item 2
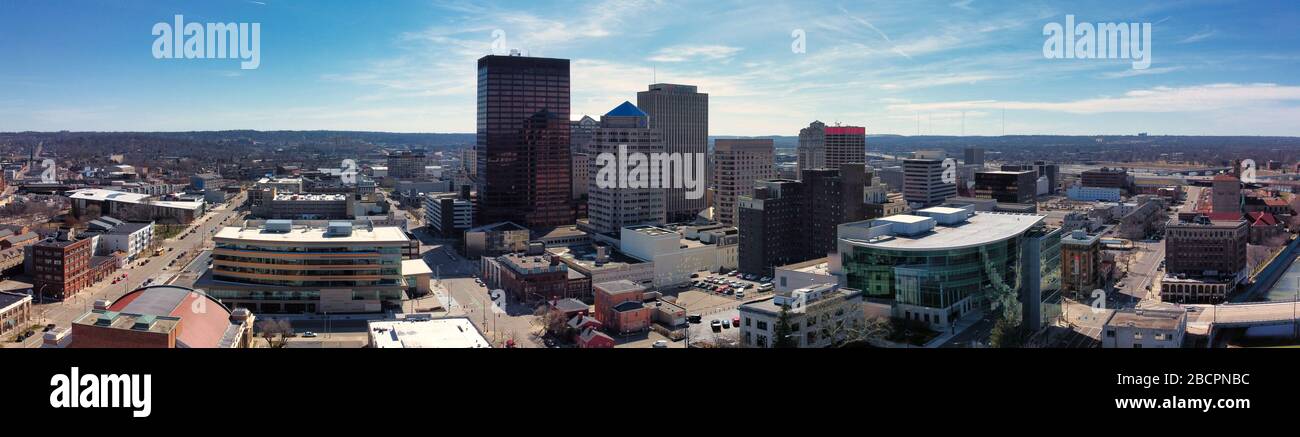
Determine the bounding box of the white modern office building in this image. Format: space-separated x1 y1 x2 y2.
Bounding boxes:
201 220 420 314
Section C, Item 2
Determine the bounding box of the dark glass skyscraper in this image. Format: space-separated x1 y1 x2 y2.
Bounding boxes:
476 54 574 229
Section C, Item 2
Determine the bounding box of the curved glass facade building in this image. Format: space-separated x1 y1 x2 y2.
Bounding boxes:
836 207 1059 331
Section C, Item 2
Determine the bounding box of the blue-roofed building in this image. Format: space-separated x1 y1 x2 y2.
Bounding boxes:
601 101 649 129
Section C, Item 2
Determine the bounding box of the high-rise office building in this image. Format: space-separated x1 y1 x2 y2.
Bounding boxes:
797 121 866 179
903 158 957 208
637 83 708 222
571 115 598 202
475 54 573 229
974 170 1037 204
964 147 985 166
825 125 866 171
585 102 665 234
713 139 775 227
796 121 826 179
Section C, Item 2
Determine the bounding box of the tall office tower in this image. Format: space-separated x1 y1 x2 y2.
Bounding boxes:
475 54 573 229
736 164 867 276
1034 161 1060 194
796 121 826 179
964 147 985 166
585 102 665 234
824 125 867 170
713 139 775 227
570 115 598 211
637 83 708 222
1211 175 1242 214
903 158 957 208
571 115 598 155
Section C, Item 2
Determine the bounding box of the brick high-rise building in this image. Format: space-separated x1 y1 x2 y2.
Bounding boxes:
638 83 708 222
738 164 867 276
475 54 573 229
713 139 775 227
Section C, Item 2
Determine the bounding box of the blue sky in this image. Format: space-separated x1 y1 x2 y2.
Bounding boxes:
2 0 1299 136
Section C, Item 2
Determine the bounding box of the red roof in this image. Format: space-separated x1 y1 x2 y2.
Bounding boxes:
825 126 866 135
109 286 234 348
1264 198 1289 207
1205 212 1244 222
1248 212 1279 226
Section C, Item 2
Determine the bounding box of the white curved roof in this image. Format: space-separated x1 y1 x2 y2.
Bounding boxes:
843 212 1044 251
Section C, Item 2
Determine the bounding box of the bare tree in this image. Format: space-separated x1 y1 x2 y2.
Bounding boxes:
255 318 294 348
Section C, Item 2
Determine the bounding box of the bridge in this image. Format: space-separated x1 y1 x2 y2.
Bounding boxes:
1182 301 1299 345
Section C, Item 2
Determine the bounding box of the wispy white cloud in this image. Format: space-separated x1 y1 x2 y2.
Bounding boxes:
1179 29 1218 44
648 45 742 63
886 83 1300 114
1100 66 1185 79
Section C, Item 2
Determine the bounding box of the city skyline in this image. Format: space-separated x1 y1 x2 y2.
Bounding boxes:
1 0 1299 136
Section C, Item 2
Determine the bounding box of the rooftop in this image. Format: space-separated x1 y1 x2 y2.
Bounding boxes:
841 212 1045 251
68 188 151 204
368 316 490 348
0 290 31 310
1105 305 1186 331
214 224 409 244
778 257 831 276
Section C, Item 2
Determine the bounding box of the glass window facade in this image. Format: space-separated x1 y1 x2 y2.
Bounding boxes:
842 238 1023 311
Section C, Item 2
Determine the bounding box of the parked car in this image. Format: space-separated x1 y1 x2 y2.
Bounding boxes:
302 331 318 338
688 314 702 323
732 316 741 327
711 320 722 331
652 340 668 348
736 291 745 299
722 319 731 329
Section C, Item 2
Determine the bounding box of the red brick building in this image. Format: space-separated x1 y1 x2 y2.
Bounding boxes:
31 230 94 300
576 327 615 348
482 250 592 303
593 280 653 335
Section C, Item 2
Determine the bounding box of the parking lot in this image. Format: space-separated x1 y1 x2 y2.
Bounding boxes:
670 270 774 347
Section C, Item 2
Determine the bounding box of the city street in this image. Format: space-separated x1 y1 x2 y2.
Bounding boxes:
17 192 247 348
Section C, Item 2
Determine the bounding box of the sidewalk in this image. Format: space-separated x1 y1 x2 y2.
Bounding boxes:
924 310 987 348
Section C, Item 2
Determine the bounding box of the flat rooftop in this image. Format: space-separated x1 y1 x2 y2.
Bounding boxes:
273 193 346 201
368 317 490 348
0 290 31 310
1106 306 1185 331
843 212 1045 251
68 188 151 204
214 225 409 244
778 257 831 275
